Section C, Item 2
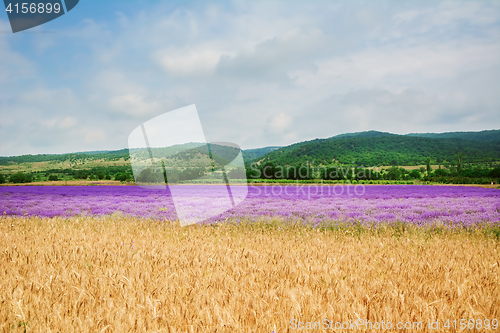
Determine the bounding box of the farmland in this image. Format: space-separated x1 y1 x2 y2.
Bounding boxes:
3 0 500 329
1 215 499 332
0 184 499 331
1 185 499 228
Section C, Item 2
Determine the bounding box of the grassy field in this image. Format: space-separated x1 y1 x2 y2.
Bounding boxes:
0 158 131 174
0 216 499 332
0 161 460 174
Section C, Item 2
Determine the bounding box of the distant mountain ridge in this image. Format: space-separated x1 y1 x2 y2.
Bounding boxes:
405 129 500 141
0 130 498 167
242 146 282 161
0 145 279 165
250 129 500 167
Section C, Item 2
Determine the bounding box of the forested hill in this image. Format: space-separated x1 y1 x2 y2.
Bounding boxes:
0 149 130 165
1 130 498 168
0 146 278 165
242 146 282 161
406 129 500 141
251 130 500 167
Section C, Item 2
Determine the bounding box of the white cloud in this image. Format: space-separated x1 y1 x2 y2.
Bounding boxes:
108 94 161 117
266 112 292 133
1 0 499 155
215 28 332 81
291 41 500 96
82 128 106 144
41 116 77 129
153 47 226 77
0 20 36 84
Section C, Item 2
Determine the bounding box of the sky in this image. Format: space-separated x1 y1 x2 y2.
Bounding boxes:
1 0 499 156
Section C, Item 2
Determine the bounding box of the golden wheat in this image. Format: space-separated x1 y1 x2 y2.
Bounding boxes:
0 216 498 332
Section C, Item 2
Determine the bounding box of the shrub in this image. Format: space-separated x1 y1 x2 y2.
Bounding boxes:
9 172 32 183
74 170 89 180
115 173 131 182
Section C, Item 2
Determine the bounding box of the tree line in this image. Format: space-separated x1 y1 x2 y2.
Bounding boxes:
246 158 500 185
0 165 134 184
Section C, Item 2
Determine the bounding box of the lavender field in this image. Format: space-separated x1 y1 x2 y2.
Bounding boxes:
1 185 499 228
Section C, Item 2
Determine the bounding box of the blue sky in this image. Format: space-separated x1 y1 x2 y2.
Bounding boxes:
1 0 499 156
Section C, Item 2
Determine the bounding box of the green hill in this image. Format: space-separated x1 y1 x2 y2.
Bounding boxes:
0 149 129 165
251 130 500 167
1 129 499 184
406 129 500 141
242 146 282 161
0 145 279 166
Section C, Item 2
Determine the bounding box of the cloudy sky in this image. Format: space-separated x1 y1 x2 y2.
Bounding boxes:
1 0 499 156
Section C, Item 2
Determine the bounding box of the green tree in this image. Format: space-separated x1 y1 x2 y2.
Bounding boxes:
165 170 180 184
260 162 277 179
385 166 402 180
434 168 449 177
408 169 421 179
426 157 432 175
74 170 89 180
246 164 260 180
48 174 59 181
96 169 106 180
136 168 164 183
457 152 463 174
9 172 32 183
114 173 130 182
489 167 500 178
0 174 5 184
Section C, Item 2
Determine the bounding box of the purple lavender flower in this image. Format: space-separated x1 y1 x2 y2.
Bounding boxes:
0 185 499 228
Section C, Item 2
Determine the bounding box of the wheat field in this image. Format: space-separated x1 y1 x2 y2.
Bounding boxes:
0 216 498 332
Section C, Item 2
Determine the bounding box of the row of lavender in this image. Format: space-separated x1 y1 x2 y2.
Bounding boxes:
1 185 499 227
